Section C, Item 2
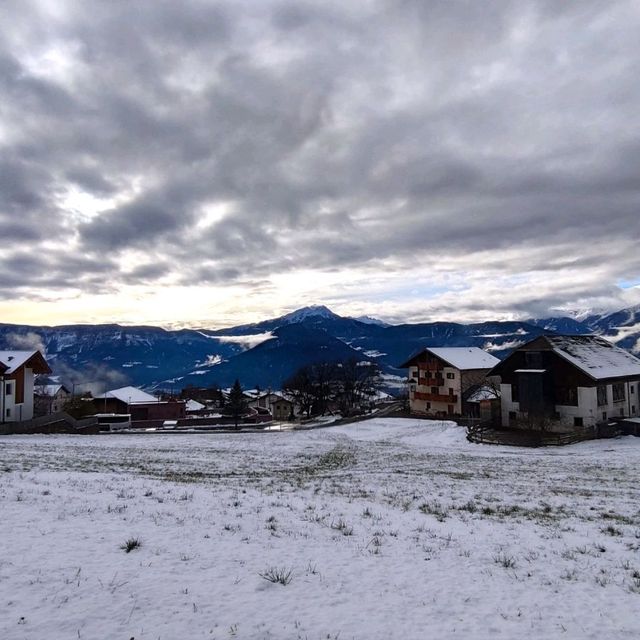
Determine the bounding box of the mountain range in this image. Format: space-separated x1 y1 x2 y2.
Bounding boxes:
1 304 639 393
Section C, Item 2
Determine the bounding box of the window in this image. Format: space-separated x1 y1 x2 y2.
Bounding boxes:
447 405 454 415
632 405 636 414
446 372 455 379
431 387 439 395
597 386 608 406
612 383 625 402
525 351 543 368
426 402 431 410
574 417 583 427
448 388 454 397
5 408 10 418
602 411 607 421
631 385 635 395
556 386 578 406
508 411 516 420
5 383 12 395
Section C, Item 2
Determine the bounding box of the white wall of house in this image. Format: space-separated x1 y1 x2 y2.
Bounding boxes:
410 365 463 415
1 368 35 422
500 380 640 431
2 378 16 421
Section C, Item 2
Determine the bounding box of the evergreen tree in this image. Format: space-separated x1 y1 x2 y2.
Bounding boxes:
227 379 246 430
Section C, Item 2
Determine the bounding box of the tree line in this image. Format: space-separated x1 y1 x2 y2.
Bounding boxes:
282 358 381 417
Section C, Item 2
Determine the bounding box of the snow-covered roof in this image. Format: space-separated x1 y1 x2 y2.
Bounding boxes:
545 335 640 381
0 350 50 374
421 347 500 371
186 399 205 412
94 385 158 404
37 384 70 397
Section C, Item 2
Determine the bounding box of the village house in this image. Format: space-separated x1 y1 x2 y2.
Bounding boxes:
0 350 51 422
489 335 640 432
400 347 500 417
246 391 294 421
92 385 186 423
34 383 71 416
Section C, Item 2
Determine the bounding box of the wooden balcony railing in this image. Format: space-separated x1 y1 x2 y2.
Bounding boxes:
414 391 458 403
418 378 444 387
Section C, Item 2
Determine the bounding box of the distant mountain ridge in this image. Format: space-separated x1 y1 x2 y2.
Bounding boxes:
1 303 638 392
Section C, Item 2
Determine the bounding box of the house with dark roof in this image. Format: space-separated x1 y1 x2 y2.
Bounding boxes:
92 386 186 423
489 335 640 431
400 347 500 417
34 383 71 416
0 350 51 422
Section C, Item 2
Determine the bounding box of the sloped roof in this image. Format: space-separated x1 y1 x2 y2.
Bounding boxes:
544 335 640 381
0 350 51 374
186 399 205 411
94 385 158 404
37 384 70 397
400 347 500 370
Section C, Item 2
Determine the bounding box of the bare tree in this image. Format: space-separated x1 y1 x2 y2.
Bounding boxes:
282 366 315 418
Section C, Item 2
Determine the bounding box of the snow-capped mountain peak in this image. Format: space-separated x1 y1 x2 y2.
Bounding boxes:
279 305 340 324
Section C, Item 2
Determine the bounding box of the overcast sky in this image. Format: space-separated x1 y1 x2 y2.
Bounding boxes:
1 0 640 329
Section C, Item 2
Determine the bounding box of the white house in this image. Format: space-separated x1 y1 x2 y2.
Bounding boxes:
34 383 71 416
490 335 640 431
246 391 294 421
400 347 500 417
0 351 51 422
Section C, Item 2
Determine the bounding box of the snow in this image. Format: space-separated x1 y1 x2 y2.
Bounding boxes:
425 347 500 370
607 321 640 345
0 350 38 374
363 349 387 358
186 399 205 412
546 335 640 380
2 418 640 639
279 305 337 323
94 385 158 404
37 384 67 396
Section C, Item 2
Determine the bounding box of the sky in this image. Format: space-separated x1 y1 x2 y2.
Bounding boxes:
1 0 640 329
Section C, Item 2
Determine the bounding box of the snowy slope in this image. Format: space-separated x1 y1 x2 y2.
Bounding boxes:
1 418 640 639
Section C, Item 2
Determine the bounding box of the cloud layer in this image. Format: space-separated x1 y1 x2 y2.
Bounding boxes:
1 0 640 326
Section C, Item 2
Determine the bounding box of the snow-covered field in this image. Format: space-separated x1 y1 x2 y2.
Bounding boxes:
1 419 640 639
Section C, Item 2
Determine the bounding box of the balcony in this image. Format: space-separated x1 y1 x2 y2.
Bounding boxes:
418 377 444 387
414 391 458 403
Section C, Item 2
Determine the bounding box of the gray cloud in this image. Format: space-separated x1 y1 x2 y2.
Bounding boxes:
1 0 640 323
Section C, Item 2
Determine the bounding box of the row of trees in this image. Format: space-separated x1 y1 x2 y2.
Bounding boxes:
283 358 382 418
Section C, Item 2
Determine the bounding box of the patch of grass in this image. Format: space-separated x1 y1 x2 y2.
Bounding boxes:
418 501 448 521
600 511 634 525
331 518 353 536
259 566 293 586
265 515 278 534
493 552 517 569
120 537 142 553
458 500 477 513
601 525 623 537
